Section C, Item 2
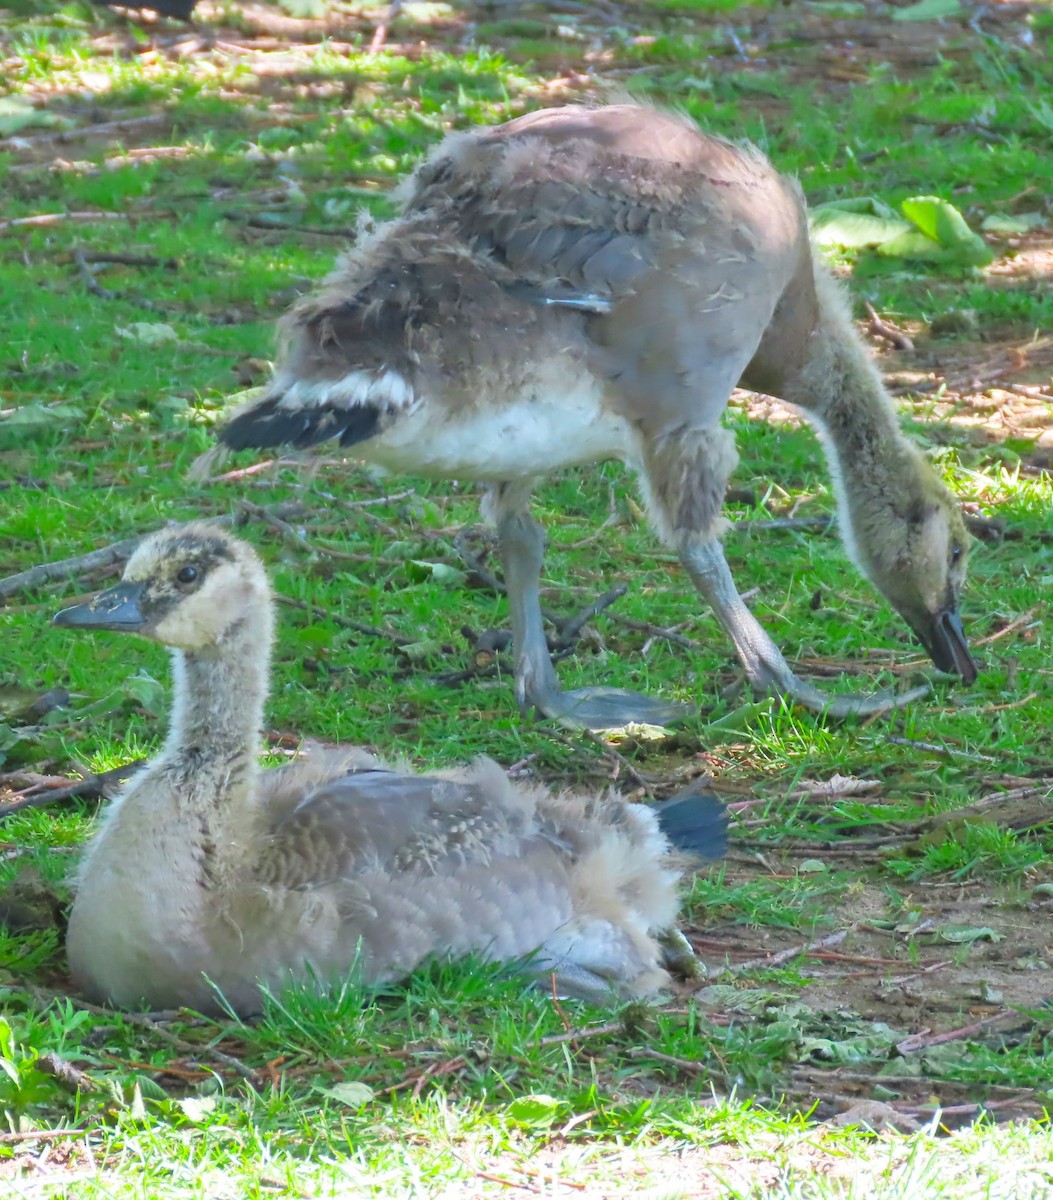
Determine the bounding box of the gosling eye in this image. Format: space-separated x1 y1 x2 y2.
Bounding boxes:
950 544 963 565
175 565 199 588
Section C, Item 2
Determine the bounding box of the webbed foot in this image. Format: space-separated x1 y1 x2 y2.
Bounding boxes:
529 685 695 732
747 657 931 718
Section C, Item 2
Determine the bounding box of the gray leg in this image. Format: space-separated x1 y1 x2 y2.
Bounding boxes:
488 482 693 730
680 537 929 718
657 926 708 982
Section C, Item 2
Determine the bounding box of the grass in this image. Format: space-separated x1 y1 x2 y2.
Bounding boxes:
0 0 1052 1194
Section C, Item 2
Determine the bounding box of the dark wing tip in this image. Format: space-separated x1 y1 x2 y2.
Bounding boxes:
654 789 728 860
220 397 384 452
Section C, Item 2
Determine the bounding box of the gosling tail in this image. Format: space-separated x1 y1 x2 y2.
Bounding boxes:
654 788 728 860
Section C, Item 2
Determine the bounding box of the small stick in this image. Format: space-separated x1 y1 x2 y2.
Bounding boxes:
710 926 855 977
538 1021 624 1048
1 760 145 819
886 735 997 763
0 532 145 600
368 0 403 54
606 613 699 651
235 499 309 549
971 605 1040 647
625 1046 705 1073
74 249 117 300
555 583 628 648
0 211 131 231
275 594 412 646
998 382 1053 404
0 504 303 601
36 1052 99 1094
896 1009 1023 1055
897 1097 1037 1118
865 302 914 351
0 1129 92 1145
26 986 260 1082
549 973 572 1033
74 252 179 270
735 516 835 534
207 459 280 483
453 527 504 594
1 113 168 149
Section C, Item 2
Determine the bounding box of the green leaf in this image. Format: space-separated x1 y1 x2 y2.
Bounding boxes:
177 1095 220 1122
276 0 327 16
0 1057 22 1086
810 203 912 249
704 699 774 733
121 671 166 716
696 986 780 1014
318 1081 375 1108
399 639 444 663
899 196 993 265
0 97 73 137
406 560 468 588
981 212 1045 235
892 0 962 20
813 194 991 266
504 1094 566 1128
0 403 86 439
938 925 1003 944
797 859 828 874
115 322 179 346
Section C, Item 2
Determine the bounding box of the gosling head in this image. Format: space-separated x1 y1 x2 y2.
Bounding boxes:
846 461 978 685
54 525 271 652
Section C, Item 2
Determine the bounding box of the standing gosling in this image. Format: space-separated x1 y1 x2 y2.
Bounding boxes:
54 524 726 1015
218 103 977 729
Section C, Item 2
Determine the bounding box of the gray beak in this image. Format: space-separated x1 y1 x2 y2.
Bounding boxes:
916 607 978 685
53 581 147 632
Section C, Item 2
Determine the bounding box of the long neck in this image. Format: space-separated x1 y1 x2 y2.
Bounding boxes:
147 604 274 854
780 276 919 566
166 617 271 766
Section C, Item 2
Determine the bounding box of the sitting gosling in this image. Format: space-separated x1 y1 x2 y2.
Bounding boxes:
217 102 978 729
53 524 727 1015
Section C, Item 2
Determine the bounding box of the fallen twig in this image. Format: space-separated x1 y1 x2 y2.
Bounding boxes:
605 612 700 651
275 594 412 646
74 248 117 300
235 499 309 548
74 251 179 270
710 926 856 977
735 515 835 534
972 605 1041 647
26 986 260 1083
368 0 403 54
886 735 997 763
896 1009 1024 1055
538 1020 624 1048
0 1128 93 1145
0 760 145 819
0 211 131 232
1 113 168 150
36 1052 100 1094
555 583 628 648
865 301 914 351
0 527 194 601
0 504 305 601
625 1046 705 1073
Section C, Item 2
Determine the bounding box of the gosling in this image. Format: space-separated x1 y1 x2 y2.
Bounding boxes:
218 102 978 730
53 524 727 1015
